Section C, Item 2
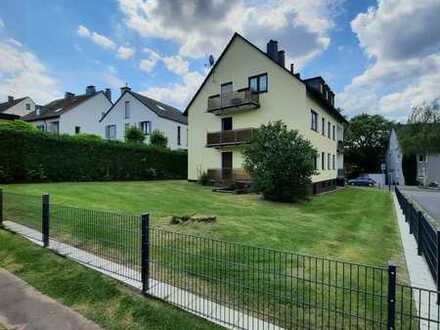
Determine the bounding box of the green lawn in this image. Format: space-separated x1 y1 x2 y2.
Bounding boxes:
1 181 409 328
0 230 222 330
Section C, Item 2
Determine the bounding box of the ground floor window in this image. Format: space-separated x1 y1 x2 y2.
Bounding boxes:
177 126 181 145
139 121 151 135
75 126 81 134
105 125 116 139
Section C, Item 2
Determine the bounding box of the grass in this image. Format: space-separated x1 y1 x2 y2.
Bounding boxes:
0 229 222 330
0 181 410 328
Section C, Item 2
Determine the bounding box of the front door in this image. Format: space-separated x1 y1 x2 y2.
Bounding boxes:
221 152 233 180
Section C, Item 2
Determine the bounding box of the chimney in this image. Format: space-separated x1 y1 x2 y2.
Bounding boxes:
104 88 112 101
266 40 278 62
290 63 294 73
8 96 13 104
120 85 131 95
65 92 75 99
86 85 96 96
277 50 285 67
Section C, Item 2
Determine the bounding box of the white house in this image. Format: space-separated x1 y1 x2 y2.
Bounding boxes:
99 87 188 150
0 96 36 117
23 86 112 135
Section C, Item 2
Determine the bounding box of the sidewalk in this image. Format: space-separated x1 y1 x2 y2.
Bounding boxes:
0 268 100 330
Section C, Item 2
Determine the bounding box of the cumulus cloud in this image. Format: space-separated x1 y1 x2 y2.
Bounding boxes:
338 0 440 122
77 25 116 50
116 45 135 59
118 0 342 68
139 48 160 73
0 39 60 104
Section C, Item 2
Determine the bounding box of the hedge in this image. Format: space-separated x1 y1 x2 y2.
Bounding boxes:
0 127 187 183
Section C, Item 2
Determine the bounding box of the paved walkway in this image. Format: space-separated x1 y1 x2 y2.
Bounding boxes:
400 186 440 225
392 192 439 329
3 221 282 330
0 268 100 330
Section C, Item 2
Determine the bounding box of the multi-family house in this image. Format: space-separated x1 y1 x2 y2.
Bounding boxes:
99 86 188 150
185 33 347 193
23 86 112 135
0 96 36 117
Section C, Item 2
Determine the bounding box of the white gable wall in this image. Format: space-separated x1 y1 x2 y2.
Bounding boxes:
100 92 187 150
3 97 36 117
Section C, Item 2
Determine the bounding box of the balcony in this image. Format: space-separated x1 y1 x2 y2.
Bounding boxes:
337 140 344 153
207 88 260 115
207 168 251 183
206 128 256 148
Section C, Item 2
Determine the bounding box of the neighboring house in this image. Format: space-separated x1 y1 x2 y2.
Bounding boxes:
386 126 440 186
0 96 36 117
100 87 188 150
23 86 112 135
185 33 348 193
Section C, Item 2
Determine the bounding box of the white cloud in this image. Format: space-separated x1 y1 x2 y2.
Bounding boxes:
0 39 60 104
162 55 189 76
0 18 4 29
338 0 440 122
116 46 135 59
118 0 342 68
76 25 116 50
6 38 22 48
139 48 160 73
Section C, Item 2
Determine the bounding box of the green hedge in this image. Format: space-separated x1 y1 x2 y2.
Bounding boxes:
0 127 187 183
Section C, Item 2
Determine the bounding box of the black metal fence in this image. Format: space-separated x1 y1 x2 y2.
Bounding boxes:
1 188 439 329
395 187 439 292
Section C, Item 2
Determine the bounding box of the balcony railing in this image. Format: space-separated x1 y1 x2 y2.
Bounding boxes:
337 140 344 153
207 168 251 182
207 88 260 115
206 128 256 147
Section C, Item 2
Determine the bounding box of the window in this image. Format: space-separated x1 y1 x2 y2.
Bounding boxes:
105 125 116 139
177 126 181 146
49 121 59 134
313 155 318 170
333 154 336 170
419 155 425 162
327 153 331 170
322 118 325 135
248 73 268 93
222 117 232 131
221 82 233 96
124 101 130 119
140 121 151 135
75 126 81 134
321 152 325 170
26 103 31 111
327 122 331 138
311 110 318 131
332 125 336 141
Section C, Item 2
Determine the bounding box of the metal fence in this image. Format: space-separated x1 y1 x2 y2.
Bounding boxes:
1 188 439 329
395 187 439 291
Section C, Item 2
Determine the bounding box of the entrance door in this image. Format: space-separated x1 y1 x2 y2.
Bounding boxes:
221 152 233 180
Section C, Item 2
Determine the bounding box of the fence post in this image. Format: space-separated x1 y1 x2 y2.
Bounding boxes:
42 193 50 247
0 188 3 226
387 262 396 330
417 211 422 256
141 213 150 295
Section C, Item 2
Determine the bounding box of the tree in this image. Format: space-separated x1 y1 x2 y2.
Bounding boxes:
149 129 168 148
0 119 37 132
243 121 317 202
408 98 440 124
344 114 393 177
125 126 145 144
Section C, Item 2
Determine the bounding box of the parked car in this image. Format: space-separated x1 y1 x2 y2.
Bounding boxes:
348 177 376 187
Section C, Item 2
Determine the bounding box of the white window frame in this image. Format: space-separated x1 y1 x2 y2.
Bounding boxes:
124 101 130 119
139 121 152 135
106 125 117 139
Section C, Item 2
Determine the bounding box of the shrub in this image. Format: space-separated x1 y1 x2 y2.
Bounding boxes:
198 172 211 186
0 119 38 132
243 121 317 202
71 133 103 143
0 126 187 183
125 126 145 144
150 130 168 148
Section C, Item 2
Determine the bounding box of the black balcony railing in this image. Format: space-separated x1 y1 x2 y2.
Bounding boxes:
206 128 256 147
207 88 259 115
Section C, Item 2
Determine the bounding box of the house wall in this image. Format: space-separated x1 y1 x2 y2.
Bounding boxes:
100 92 187 150
3 97 36 117
386 129 405 185
418 153 440 185
187 36 343 183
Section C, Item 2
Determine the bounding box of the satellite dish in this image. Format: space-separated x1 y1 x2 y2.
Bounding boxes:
208 55 215 66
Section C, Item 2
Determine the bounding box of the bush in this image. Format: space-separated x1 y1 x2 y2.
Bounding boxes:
71 133 103 143
0 119 38 132
243 121 317 202
198 172 211 186
0 126 187 183
125 126 145 144
150 130 168 148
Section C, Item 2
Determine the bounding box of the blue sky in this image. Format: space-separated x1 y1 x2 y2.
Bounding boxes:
1 0 440 122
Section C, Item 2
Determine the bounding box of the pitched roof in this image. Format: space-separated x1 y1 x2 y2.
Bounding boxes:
0 97 26 113
100 90 187 125
183 32 348 124
22 92 103 122
0 112 20 120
